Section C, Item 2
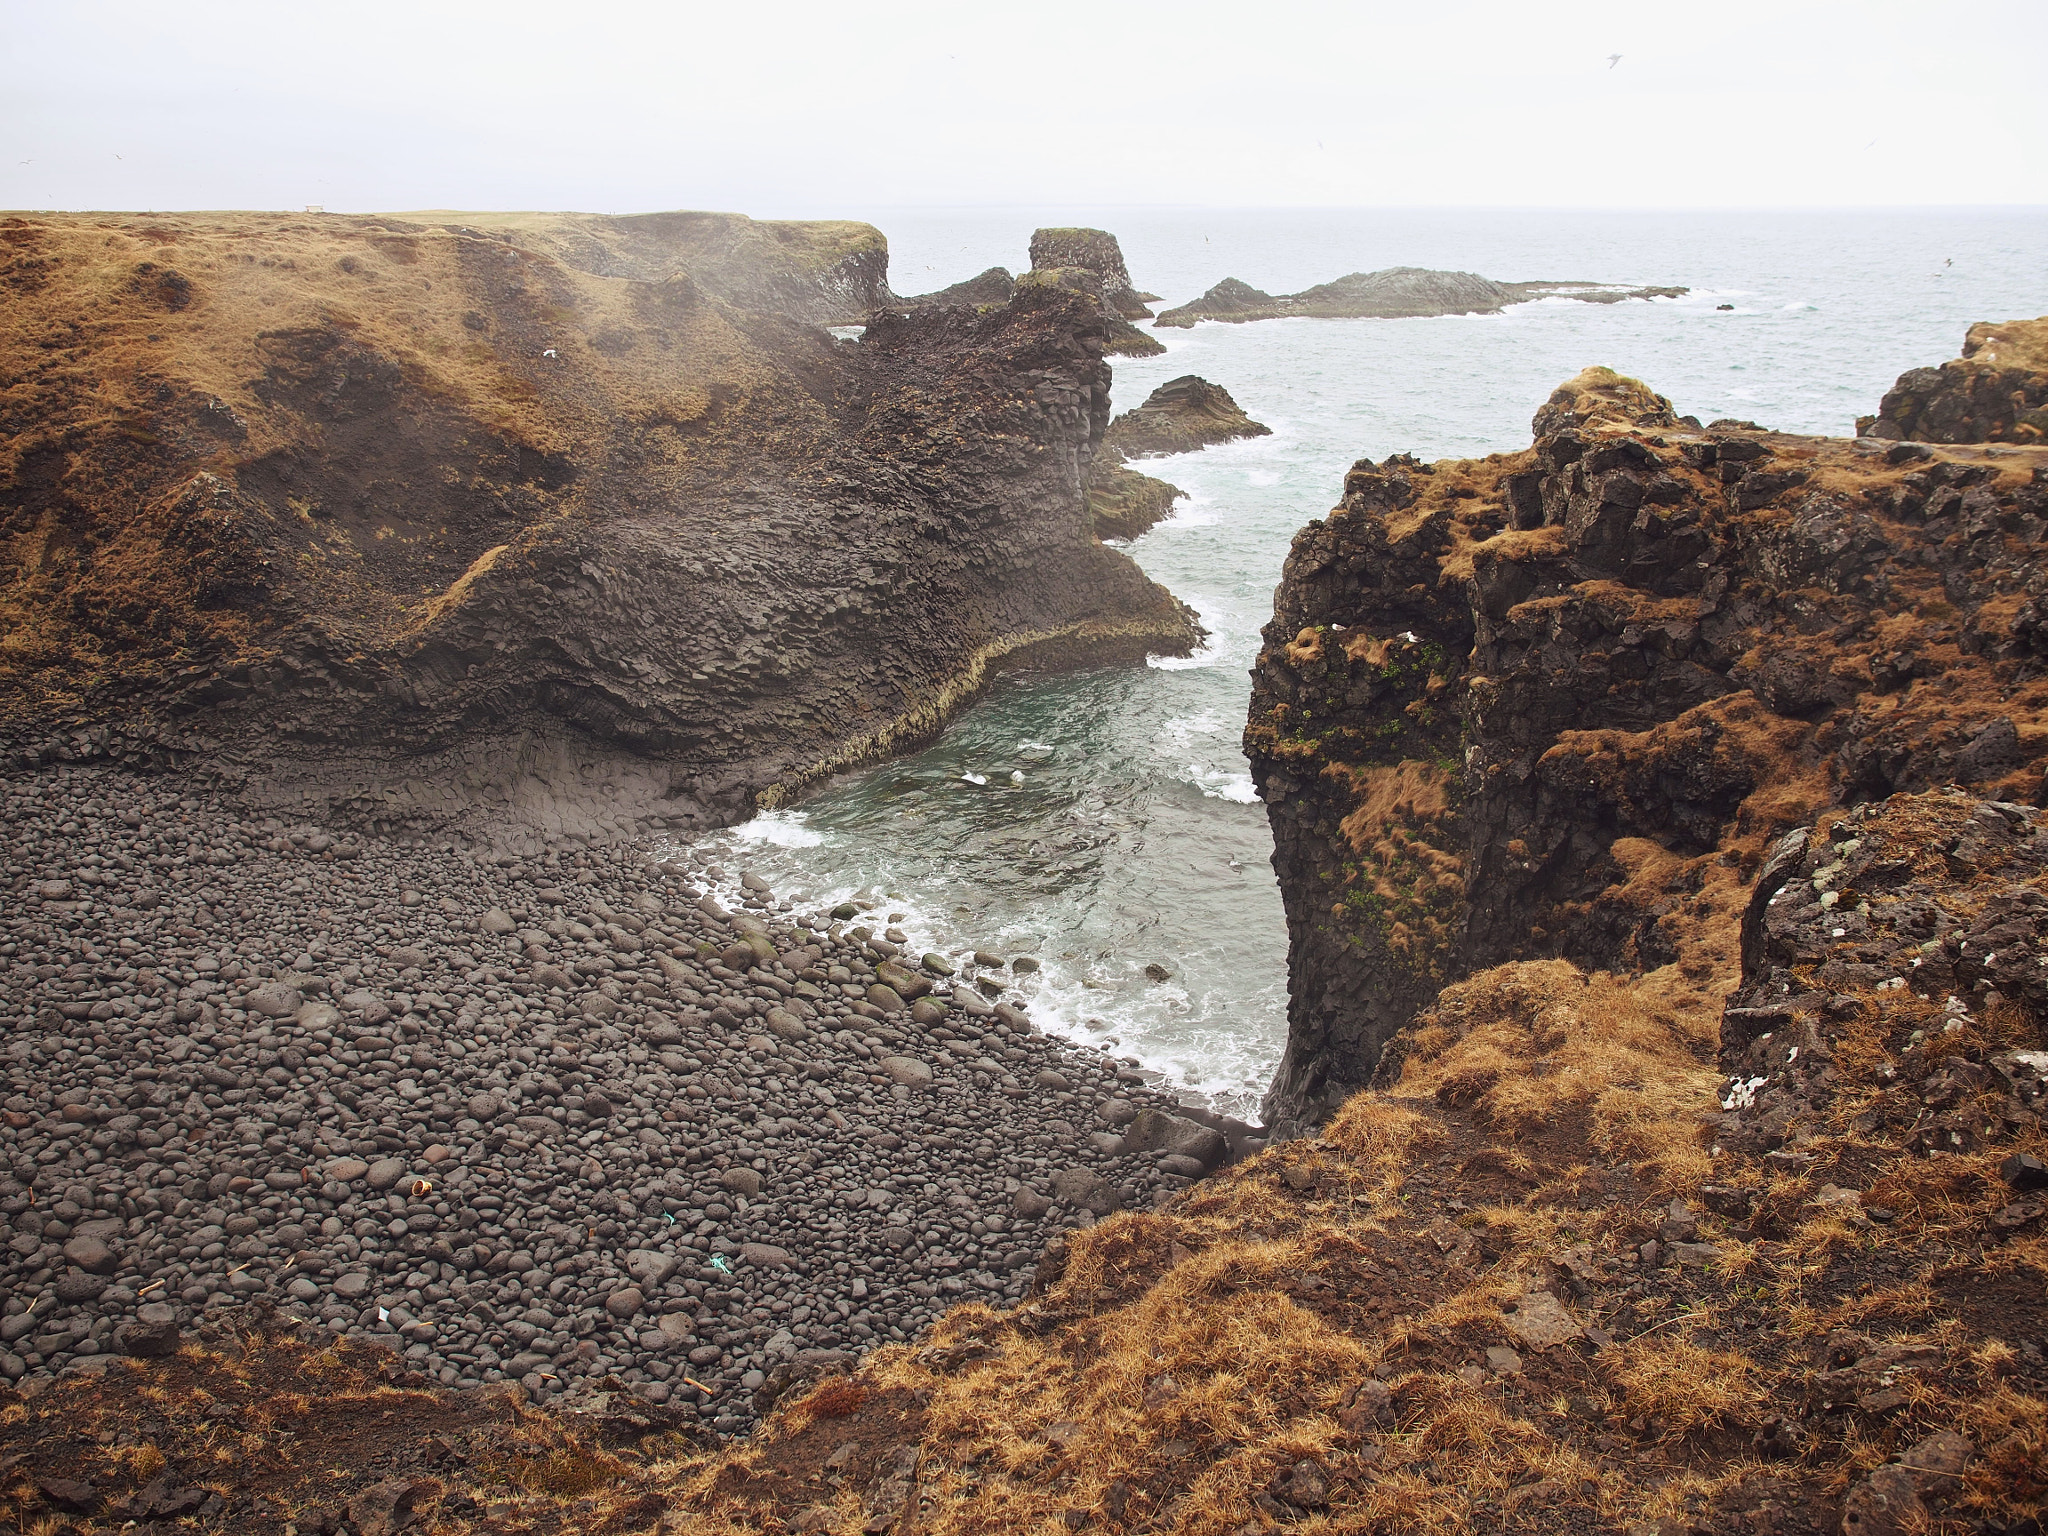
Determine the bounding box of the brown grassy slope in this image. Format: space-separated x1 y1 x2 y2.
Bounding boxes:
0 209 840 722
389 210 893 321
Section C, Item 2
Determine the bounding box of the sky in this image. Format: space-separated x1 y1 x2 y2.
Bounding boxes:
4 0 2046 214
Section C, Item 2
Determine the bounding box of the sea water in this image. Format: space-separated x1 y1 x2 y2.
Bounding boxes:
672 206 2048 1120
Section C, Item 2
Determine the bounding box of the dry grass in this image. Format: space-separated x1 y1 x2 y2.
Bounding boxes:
1391 960 1723 1188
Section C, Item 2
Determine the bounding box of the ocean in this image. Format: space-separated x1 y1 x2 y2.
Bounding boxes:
663 206 2048 1121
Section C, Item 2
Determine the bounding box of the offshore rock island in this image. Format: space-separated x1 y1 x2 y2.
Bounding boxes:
1155 266 1688 328
2 192 2046 1536
1087 376 1273 541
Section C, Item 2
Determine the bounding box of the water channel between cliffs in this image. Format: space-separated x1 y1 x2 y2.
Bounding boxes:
659 206 2048 1121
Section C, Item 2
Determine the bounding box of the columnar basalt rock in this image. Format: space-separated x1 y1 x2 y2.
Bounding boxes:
1247 363 2048 1132
0 213 1197 846
1025 229 1155 320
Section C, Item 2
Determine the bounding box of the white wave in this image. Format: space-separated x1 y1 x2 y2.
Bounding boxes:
1148 649 1220 670
1245 468 1280 487
1188 768 1259 804
730 810 824 849
1018 741 1055 754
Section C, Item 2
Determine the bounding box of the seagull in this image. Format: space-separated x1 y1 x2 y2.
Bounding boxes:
1607 53 1622 68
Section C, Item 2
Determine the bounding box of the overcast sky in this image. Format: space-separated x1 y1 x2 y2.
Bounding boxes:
5 0 2045 214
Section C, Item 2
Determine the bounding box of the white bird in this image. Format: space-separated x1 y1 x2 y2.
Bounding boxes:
961 772 987 786
1010 770 1025 785
1607 53 1622 68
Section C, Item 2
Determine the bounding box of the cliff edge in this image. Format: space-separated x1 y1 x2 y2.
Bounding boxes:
0 210 1198 844
1245 361 2048 1131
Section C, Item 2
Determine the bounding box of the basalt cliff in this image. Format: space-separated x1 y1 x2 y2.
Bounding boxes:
1246 363 2048 1131
0 210 1197 845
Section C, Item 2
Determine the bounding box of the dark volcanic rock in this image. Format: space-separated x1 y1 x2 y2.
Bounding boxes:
0 770 1201 1431
1086 462 1185 541
1246 361 2048 1132
1027 228 1153 320
0 215 1197 847
1156 266 1686 328
1860 314 2048 445
1102 376 1273 460
902 266 1018 309
1021 229 1164 357
1717 789 2048 1170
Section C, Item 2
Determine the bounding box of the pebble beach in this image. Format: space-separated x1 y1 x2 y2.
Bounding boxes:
0 766 1245 1431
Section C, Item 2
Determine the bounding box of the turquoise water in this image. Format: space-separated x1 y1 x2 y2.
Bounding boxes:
679 207 2048 1120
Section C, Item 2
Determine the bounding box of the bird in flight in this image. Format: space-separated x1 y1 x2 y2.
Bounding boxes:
1607 53 1622 68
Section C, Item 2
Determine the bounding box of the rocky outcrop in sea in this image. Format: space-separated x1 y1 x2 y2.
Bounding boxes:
1080 374 1272 540
1246 358 2048 1132
1155 266 1686 328
1101 374 1272 460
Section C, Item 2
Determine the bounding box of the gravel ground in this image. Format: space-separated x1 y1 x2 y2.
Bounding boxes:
0 766 1237 1432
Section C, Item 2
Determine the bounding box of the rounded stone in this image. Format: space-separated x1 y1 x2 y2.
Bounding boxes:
244 983 302 1019
605 1288 645 1319
365 1158 408 1191
880 1056 932 1090
62 1234 119 1275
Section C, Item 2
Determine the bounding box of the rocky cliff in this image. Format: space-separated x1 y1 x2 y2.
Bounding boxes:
0 210 1197 845
1246 361 2048 1132
1861 314 2048 445
1156 267 1687 328
1027 228 1157 320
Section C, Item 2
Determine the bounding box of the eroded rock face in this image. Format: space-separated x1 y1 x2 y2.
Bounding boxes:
1247 365 2048 1132
1861 315 2048 445
0 213 1197 846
